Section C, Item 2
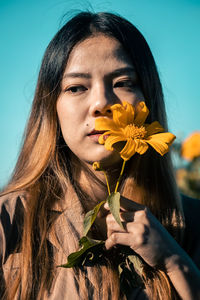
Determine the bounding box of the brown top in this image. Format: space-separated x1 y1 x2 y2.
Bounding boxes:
0 190 200 299
0 188 88 300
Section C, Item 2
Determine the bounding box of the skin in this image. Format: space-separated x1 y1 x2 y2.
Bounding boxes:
105 197 200 299
57 35 144 168
57 34 200 299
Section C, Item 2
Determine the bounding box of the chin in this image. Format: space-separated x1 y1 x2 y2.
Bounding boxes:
87 150 122 169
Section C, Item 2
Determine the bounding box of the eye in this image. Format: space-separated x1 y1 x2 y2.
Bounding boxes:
114 80 136 89
64 85 87 94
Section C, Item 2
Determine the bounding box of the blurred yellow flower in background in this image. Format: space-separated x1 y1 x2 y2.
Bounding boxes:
181 131 200 161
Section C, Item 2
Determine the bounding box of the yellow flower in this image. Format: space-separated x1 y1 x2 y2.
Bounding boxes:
181 131 200 161
95 101 175 161
92 162 103 171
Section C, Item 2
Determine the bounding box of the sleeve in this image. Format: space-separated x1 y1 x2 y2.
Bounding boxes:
0 194 24 298
0 195 24 265
182 194 200 269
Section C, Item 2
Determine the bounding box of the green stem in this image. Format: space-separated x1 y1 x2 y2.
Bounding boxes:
103 170 111 195
115 160 126 193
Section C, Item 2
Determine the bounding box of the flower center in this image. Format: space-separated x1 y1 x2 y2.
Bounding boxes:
124 124 147 139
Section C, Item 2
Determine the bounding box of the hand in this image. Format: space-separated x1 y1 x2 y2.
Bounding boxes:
105 196 183 271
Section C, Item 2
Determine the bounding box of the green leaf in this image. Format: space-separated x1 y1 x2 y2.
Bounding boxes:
58 236 104 268
83 200 106 236
128 255 144 276
107 192 123 228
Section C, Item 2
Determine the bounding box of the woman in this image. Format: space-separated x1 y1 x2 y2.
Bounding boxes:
0 11 200 300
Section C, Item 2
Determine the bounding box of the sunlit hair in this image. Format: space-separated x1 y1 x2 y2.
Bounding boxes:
1 12 183 299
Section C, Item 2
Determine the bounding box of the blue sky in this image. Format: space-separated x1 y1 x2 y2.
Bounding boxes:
1 0 200 187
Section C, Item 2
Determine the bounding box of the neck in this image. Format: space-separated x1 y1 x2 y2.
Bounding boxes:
70 157 145 239
76 162 123 239
79 162 123 206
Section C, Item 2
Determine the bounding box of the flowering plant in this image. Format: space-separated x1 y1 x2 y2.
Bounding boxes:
174 131 200 199
181 131 200 162
60 101 175 271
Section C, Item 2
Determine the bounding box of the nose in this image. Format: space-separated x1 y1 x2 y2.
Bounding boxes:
89 84 118 117
91 103 112 117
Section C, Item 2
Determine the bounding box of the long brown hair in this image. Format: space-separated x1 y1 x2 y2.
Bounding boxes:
1 12 184 299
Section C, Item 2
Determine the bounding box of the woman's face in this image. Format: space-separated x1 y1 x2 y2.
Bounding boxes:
57 34 145 167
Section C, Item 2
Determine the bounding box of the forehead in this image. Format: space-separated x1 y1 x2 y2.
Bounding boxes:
65 34 134 73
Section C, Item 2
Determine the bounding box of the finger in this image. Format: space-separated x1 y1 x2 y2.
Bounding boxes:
106 213 126 237
104 197 145 213
105 232 132 250
106 211 136 237
107 225 126 238
107 221 127 237
106 223 150 251
104 201 127 213
104 202 110 211
106 211 134 227
106 211 134 222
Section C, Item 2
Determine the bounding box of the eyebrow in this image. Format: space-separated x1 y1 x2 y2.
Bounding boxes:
108 67 136 78
62 72 91 79
62 67 136 80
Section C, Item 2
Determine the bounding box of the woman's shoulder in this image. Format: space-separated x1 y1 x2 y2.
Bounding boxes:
0 192 25 264
181 194 200 267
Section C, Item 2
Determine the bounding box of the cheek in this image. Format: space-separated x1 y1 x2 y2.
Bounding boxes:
56 96 87 126
56 102 85 149
116 89 145 106
132 89 145 103
58 119 79 154
57 106 73 140
58 113 77 141
57 98 74 125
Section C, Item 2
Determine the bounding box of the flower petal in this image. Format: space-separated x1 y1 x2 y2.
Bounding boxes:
122 101 135 124
104 133 127 151
134 102 149 126
120 139 137 161
145 121 164 136
111 102 135 127
95 118 118 131
146 133 176 156
135 139 149 155
98 131 111 144
112 105 127 127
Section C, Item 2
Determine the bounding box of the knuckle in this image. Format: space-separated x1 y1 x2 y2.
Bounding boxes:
139 223 148 234
135 224 149 245
135 208 150 221
135 235 144 246
111 233 118 243
138 209 146 218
